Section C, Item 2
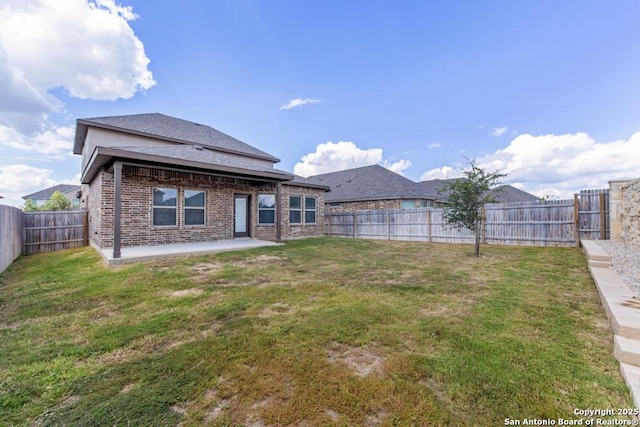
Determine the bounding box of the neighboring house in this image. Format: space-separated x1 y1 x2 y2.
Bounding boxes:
307 165 439 212
22 184 81 208
73 113 329 259
307 165 539 212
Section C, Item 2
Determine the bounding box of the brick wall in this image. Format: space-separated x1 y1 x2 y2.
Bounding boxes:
610 178 640 247
327 199 402 213
85 165 326 248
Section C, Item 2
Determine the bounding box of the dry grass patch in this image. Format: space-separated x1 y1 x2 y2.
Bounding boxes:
326 342 387 377
168 288 204 297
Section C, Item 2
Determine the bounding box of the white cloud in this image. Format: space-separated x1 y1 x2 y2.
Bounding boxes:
420 132 640 198
428 142 441 149
294 141 382 176
280 98 321 110
420 166 462 181
491 126 508 137
294 141 413 177
0 164 58 207
0 0 155 161
382 159 412 176
0 124 74 158
0 0 155 103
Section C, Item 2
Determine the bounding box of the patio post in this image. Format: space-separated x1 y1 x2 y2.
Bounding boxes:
113 161 122 259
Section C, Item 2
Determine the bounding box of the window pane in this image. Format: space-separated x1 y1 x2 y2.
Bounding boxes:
290 196 301 209
153 208 177 226
258 194 275 208
305 210 316 224
185 209 205 225
401 199 415 209
305 197 316 209
290 210 301 224
259 209 275 224
185 190 205 207
154 188 177 206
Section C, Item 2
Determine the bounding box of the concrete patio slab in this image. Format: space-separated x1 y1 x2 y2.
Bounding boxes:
97 238 281 266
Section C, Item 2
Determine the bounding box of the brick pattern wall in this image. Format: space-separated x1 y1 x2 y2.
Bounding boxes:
281 184 326 239
327 199 402 213
86 165 326 248
611 178 640 247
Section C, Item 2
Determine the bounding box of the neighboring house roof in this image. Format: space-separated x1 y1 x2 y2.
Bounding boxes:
306 165 425 203
307 165 539 204
490 185 540 203
74 113 280 163
22 184 81 201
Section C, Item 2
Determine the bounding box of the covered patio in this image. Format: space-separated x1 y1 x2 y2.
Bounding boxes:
97 238 280 266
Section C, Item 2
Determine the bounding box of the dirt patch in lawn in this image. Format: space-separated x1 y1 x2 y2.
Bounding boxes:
164 288 205 297
326 342 386 377
257 302 295 318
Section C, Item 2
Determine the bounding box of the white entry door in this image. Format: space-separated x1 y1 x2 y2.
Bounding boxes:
234 195 249 237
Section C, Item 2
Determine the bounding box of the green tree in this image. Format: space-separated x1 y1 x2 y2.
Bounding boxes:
22 198 41 212
41 191 73 211
440 159 506 257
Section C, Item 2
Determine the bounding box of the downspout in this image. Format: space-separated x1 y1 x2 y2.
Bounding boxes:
113 161 122 259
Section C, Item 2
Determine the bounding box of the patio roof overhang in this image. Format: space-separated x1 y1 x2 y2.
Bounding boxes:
81 146 294 185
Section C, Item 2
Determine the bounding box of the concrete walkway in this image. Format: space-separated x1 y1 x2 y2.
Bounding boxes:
98 238 280 266
583 240 640 407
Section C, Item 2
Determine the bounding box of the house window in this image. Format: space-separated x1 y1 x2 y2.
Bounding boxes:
304 196 317 224
184 190 205 226
258 194 276 224
289 195 302 224
153 188 177 226
401 199 416 209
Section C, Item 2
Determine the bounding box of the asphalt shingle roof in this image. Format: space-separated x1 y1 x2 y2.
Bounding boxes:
306 165 425 203
22 184 80 200
114 145 288 176
307 166 539 204
76 113 279 162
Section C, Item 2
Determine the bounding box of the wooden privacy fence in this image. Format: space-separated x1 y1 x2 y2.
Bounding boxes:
22 210 88 255
326 190 610 247
0 204 23 274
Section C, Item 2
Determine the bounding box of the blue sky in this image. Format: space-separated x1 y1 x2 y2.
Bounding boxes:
1 0 640 207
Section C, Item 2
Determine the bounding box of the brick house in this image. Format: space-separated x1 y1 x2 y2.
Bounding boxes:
73 113 329 260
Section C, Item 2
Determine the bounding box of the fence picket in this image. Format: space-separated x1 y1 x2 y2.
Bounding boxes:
22 210 88 255
326 190 609 247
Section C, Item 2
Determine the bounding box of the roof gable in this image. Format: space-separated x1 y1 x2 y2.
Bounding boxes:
74 113 279 162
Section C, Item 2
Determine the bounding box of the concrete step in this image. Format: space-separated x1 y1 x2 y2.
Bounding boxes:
620 363 640 409
588 265 640 340
615 335 640 367
582 240 612 268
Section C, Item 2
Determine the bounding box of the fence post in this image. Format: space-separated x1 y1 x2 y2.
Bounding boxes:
599 192 606 240
83 210 89 246
353 211 357 239
427 209 432 242
574 194 580 247
386 211 390 240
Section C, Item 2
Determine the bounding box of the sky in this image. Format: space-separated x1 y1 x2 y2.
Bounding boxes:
1 0 640 207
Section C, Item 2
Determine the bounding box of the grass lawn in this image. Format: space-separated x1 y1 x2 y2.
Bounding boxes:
0 237 632 426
